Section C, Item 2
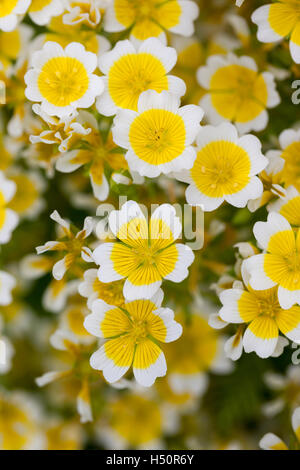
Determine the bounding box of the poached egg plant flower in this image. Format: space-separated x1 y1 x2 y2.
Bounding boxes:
197 53 280 134
104 0 199 45
252 1 300 64
244 212 300 310
0 0 30 32
25 41 104 118
93 200 195 300
84 291 183 386
176 123 268 212
219 269 300 359
28 0 65 26
112 90 204 177
96 37 186 116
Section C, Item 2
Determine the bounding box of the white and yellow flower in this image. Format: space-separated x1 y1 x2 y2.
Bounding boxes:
97 387 175 450
176 123 267 212
219 280 300 359
101 392 169 449
165 311 231 396
7 170 46 220
0 271 16 306
78 268 125 309
96 38 186 116
104 0 199 45
248 150 285 213
84 291 182 386
25 41 104 118
28 0 65 26
93 200 195 300
268 186 300 226
0 24 32 70
0 0 30 32
112 90 203 177
36 211 94 281
0 390 42 450
197 53 280 134
252 1 300 64
0 172 19 245
244 212 300 310
272 128 300 191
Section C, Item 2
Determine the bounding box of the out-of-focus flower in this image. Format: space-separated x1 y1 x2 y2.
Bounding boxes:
99 392 167 449
197 53 280 133
260 407 300 450
36 328 97 423
165 311 231 396
7 170 46 219
93 201 195 300
0 172 19 244
78 268 125 309
0 271 16 306
0 390 43 450
263 366 300 417
104 0 199 44
84 292 182 386
0 0 30 32
63 0 105 27
112 90 203 177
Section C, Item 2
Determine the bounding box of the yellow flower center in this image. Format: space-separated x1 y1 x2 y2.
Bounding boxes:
191 141 251 197
108 53 168 111
129 318 149 343
256 296 281 318
0 0 18 18
38 56 89 107
129 109 186 165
